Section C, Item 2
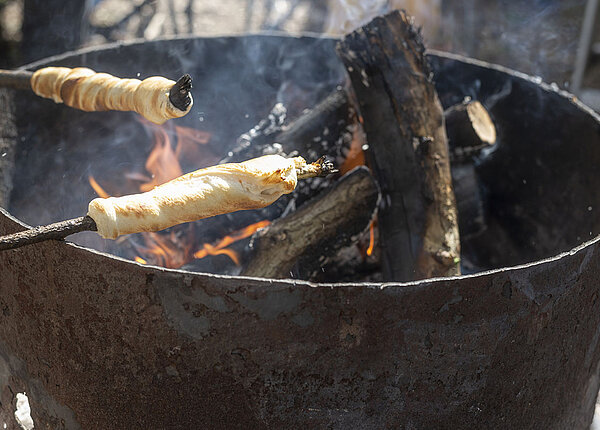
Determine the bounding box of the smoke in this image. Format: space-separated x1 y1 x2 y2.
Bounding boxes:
323 0 584 85
437 0 585 85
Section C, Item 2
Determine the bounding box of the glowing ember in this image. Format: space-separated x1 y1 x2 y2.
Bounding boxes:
193 220 271 265
135 256 147 264
88 175 111 198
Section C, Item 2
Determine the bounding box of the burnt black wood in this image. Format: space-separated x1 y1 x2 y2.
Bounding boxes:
337 11 459 281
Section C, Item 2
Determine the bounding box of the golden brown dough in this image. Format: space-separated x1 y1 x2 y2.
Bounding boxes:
87 155 307 239
30 67 192 124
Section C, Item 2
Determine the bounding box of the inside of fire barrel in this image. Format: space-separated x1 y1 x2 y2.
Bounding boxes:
7 37 600 279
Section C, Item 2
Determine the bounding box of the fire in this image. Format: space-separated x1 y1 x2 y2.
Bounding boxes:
193 220 271 265
138 122 219 192
340 125 366 174
338 121 378 258
133 225 197 269
88 175 110 198
93 120 268 269
140 126 182 192
366 220 375 256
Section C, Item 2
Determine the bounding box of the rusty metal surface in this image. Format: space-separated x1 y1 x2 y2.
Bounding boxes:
0 37 598 429
0 209 599 429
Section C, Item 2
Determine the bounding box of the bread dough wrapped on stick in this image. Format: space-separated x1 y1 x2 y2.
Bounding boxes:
30 67 193 124
0 155 337 250
87 155 336 239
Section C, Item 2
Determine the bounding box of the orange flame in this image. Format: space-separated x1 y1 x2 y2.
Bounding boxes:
89 120 273 270
174 125 211 146
193 220 271 264
140 127 183 192
88 175 110 198
134 225 196 269
366 220 375 256
340 125 366 174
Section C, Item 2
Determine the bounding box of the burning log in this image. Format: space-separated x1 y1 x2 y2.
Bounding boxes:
337 11 460 281
445 97 497 162
0 155 337 251
242 166 379 279
0 68 193 124
222 87 354 164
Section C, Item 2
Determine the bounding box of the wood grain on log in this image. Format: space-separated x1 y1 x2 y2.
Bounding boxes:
337 10 460 281
242 166 379 279
445 98 496 162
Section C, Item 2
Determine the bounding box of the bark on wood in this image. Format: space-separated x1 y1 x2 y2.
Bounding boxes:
0 71 32 90
445 98 496 162
0 215 97 251
242 166 379 279
336 10 460 281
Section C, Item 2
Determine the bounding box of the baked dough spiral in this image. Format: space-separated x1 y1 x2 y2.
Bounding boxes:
30 67 192 124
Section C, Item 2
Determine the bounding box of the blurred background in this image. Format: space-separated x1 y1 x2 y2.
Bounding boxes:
0 0 591 90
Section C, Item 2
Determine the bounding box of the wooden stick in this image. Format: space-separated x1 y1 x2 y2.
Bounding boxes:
337 11 461 281
0 70 32 90
0 157 337 252
0 216 97 251
0 69 193 112
242 166 378 279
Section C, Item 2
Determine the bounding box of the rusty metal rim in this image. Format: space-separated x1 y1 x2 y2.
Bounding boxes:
2 205 599 289
427 48 600 121
17 32 337 71
6 34 600 287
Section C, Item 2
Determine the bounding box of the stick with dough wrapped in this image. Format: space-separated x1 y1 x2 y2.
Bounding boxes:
87 155 336 239
0 155 337 250
29 67 193 124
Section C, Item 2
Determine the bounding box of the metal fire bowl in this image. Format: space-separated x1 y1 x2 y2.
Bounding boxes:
0 36 599 429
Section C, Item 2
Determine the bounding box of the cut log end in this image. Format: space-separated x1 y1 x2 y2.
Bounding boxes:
445 99 497 161
467 101 496 144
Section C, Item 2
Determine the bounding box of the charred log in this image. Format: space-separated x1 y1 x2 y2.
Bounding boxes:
222 87 354 164
242 166 379 279
445 98 496 246
337 10 460 281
